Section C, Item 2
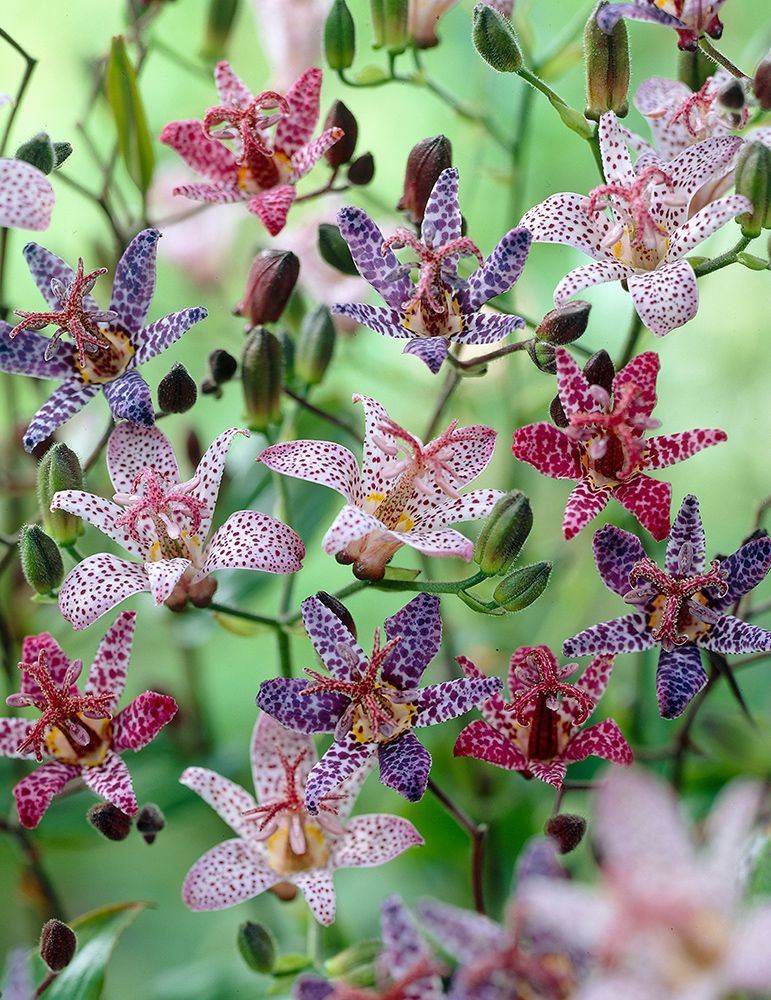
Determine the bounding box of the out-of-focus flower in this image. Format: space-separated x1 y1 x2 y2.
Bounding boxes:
334 168 531 373
251 0 331 90
0 950 32 1000
409 1 460 49
51 422 304 630
259 394 502 580
160 63 342 236
0 102 55 231
455 645 632 788
521 768 771 1000
180 713 422 925
0 613 176 828
564 494 771 718
521 113 750 337
597 0 728 52
257 593 501 809
512 348 726 540
0 231 207 452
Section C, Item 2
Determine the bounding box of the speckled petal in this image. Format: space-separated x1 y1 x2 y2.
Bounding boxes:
660 135 744 230
112 691 178 752
512 422 583 480
51 490 146 558
180 766 257 839
258 439 361 504
612 350 659 420
250 713 316 805
520 192 613 260
713 536 771 611
58 554 150 631
402 337 448 374
173 181 244 204
421 167 462 246
665 494 704 575
133 306 208 365
565 717 633 765
185 427 246 533
109 229 160 331
414 676 502 727
292 868 337 926
563 479 612 540
332 302 408 339
380 894 433 983
290 128 343 181
460 653 519 729
103 370 155 426
644 428 727 470
322 505 384 555
598 112 635 184
555 259 634 307
276 68 321 154
336 207 412 310
454 718 527 771
246 185 296 236
145 558 191 604
213 60 251 108
23 380 99 452
454 311 524 346
0 159 54 231
182 838 278 911
656 644 707 718
463 227 531 310
668 195 753 260
301 595 369 681
382 593 442 690
0 325 73 378
614 474 672 541
159 120 239 182
194 510 304 582
409 489 502 533
571 655 616 717
333 813 424 868
107 421 180 493
416 900 504 961
21 633 73 692
22 243 98 311
377 731 431 801
13 761 79 827
84 610 136 709
399 525 475 560
528 758 568 787
80 748 137 814
593 524 646 597
563 611 654 656
353 394 401 496
0 717 41 759
305 734 375 814
699 615 771 655
634 76 694 160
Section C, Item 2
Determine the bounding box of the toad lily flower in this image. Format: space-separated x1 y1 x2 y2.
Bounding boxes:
259 394 502 581
257 593 501 810
0 612 177 828
597 0 728 51
454 646 632 788
0 157 54 232
180 713 422 925
520 113 750 337
564 494 771 718
0 230 207 452
160 63 343 236
51 422 304 630
333 168 531 373
512 349 726 540
409 1 461 49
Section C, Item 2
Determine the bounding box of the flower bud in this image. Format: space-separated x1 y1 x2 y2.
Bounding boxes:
235 250 300 328
40 920 77 972
15 133 56 175
37 443 84 546
734 140 771 238
736 251 769 271
582 349 614 393
53 142 73 168
398 135 453 225
526 340 557 374
545 813 587 854
472 2 523 73
493 561 551 612
19 525 63 595
295 305 336 386
584 1 629 121
316 591 357 638
324 101 358 167
241 327 283 432
201 0 241 61
536 301 591 345
678 47 713 91
136 803 166 844
717 77 745 111
347 152 375 185
208 348 238 385
474 491 533 576
318 222 359 276
325 0 356 70
549 394 568 428
382 0 409 54
753 53 771 111
237 922 277 974
157 363 197 414
87 802 133 841
325 940 382 978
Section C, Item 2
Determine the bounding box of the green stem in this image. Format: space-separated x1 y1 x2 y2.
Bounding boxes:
692 236 752 277
448 338 533 371
0 28 37 157
373 569 489 594
698 37 747 79
427 778 487 914
63 544 85 563
0 226 11 320
424 368 461 440
0 817 66 920
206 602 281 629
283 387 363 444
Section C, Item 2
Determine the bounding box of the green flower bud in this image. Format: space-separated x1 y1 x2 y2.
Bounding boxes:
582 349 614 392
52 141 73 168
493 561 551 612
370 0 386 48
325 939 382 977
241 327 283 431
237 921 276 974
536 301 591 345
347 152 375 185
157 363 198 414
584 1 630 121
382 0 409 54
545 813 587 854
40 920 77 972
318 222 359 276
325 0 356 70
136 803 166 844
19 525 64 596
37 443 84 546
474 491 533 576
15 133 56 174
324 100 358 167
526 340 557 374
734 140 771 238
295 305 336 386
201 0 241 61
472 2 523 73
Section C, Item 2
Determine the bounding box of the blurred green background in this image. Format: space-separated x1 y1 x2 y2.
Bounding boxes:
1 0 769 996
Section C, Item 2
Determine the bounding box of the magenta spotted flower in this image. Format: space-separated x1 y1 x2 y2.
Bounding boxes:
520 113 750 337
0 230 206 452
0 612 176 828
454 646 632 788
52 422 304 630
160 63 342 236
180 713 422 925
257 593 501 809
259 394 502 581
512 348 726 540
332 168 531 373
597 0 728 51
0 156 54 232
564 494 771 718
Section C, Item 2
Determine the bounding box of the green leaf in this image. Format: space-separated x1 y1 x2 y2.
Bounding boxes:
106 36 155 193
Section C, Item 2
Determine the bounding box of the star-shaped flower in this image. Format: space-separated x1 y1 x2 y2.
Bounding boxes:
160 63 343 236
520 113 750 337
0 230 207 452
51 421 304 630
257 593 501 809
563 494 771 718
0 612 176 828
597 0 729 51
332 168 531 373
454 645 632 788
258 394 502 581
180 713 422 925
512 348 726 540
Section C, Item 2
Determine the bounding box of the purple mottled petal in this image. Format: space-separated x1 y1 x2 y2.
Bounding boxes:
183 838 278 911
463 226 531 311
454 311 524 346
713 536 771 611
259 439 361 504
377 730 431 802
454 718 528 772
565 717 633 766
563 612 654 657
112 691 177 752
256 678 347 734
421 168 462 246
295 977 335 1000
0 717 40 759
333 814 424 869
0 324 73 378
133 306 208 365
84 610 136 710
103 370 154 426
414 677 501 727
332 302 408 339
14 761 80 828
80 749 137 815
194 510 304 581
293 868 337 926
596 2 680 33
337 206 411 310
382 593 442 689
109 229 159 332
23 380 100 452
593 524 647 597
380 894 432 982
656 645 707 718
58 554 149 630
416 900 504 961
699 615 771 655
305 734 375 814
301 595 369 681
23 243 99 311
627 261 698 338
402 336 448 373
665 494 705 575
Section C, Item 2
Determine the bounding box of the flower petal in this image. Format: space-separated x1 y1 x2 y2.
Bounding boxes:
555 258 634 306
80 749 137 814
713 536 771 611
159 120 239 182
596 3 680 32
182 838 278 911
112 691 178 752
336 207 412 310
564 717 633 766
0 324 73 379
633 76 693 161
13 761 79 827
414 676 502 727
246 185 295 236
23 381 99 452
656 644 707 718
512 422 583 480
257 673 347 735
58 554 149 631
51 490 146 558
22 243 98 311
0 159 54 231
301 595 369 681
520 192 613 260
292 129 342 181
195 510 304 581
463 226 531 311
380 895 435 984
258 439 361 504
0 717 40 759
454 311 524 345
20 633 72 692
107 421 180 493
593 524 647 597
102 370 155 426
612 350 659 421
555 345 597 415
132 306 208 365
276 68 321 155
180 766 257 838
322 504 384 555
186 427 248 536
377 730 431 802
109 229 160 331
660 135 744 230
698 615 771 655
145 557 191 604
213 60 251 108
454 718 527 771
667 194 753 260
333 813 424 868
173 180 243 203
332 302 408 339
84 610 136 709
528 758 568 787
614 473 672 541
305 734 375 814
572 655 616 716
421 167 462 246
644 428 727 470
402 337 448 374
250 713 316 804
665 493 704 575
416 900 504 961
563 612 654 657
399 525 475 560
598 112 635 185
563 479 612 540
292 868 337 926
382 593 442 690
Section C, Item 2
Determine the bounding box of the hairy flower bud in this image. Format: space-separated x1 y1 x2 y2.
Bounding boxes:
545 813 587 854
19 525 63 596
40 920 77 972
136 803 166 844
157 362 198 414
474 491 533 576
493 561 551 612
526 340 557 374
536 301 591 345
37 443 84 546
324 100 358 167
316 591 357 638
347 152 375 185
235 250 300 328
208 348 238 385
237 921 277 973
753 53 771 111
382 0 409 53
201 0 240 61
325 0 356 70
241 327 283 431
398 135 453 224
15 133 56 175
734 141 771 238
87 802 133 841
582 349 614 393
584 1 630 121
318 222 359 275
295 305 336 386
678 47 713 91
472 2 523 73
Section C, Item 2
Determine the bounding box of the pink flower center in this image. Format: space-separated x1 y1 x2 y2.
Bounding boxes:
114 467 207 557
668 77 748 140
203 90 290 163
328 957 446 1000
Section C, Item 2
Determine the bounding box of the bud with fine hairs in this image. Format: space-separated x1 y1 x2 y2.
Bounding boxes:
234 250 300 329
19 525 64 595
398 134 452 224
37 443 84 546
545 813 587 854
15 132 72 174
734 141 771 238
325 0 356 70
241 327 283 431
493 560 552 611
474 491 533 577
584 1 629 121
157 362 198 414
295 305 336 386
536 301 591 345
527 339 557 374
87 802 133 841
582 348 615 393
753 52 771 110
40 919 77 972
324 101 358 169
237 921 277 974
136 803 166 844
472 2 523 73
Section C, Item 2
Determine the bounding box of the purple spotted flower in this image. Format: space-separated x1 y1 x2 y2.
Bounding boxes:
597 0 728 51
51 422 304 630
0 230 207 452
332 167 531 373
180 713 422 925
257 593 501 810
0 612 177 828
520 113 750 337
564 494 771 718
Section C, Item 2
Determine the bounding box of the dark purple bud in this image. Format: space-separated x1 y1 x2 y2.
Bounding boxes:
235 250 300 327
87 803 133 841
40 919 77 972
717 77 745 111
545 813 587 854
316 591 357 638
324 100 358 167
347 152 375 186
550 394 568 428
583 349 614 392
753 54 771 110
397 135 452 224
241 327 283 431
136 803 166 844
536 301 591 345
157 363 197 414
208 348 238 386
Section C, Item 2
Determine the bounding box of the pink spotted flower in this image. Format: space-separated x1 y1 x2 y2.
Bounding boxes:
180 713 422 925
160 63 343 236
512 348 726 540
0 612 176 828
597 0 728 51
520 112 751 336
51 422 304 630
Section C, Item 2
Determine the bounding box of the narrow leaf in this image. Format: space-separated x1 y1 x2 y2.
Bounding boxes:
106 36 155 193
